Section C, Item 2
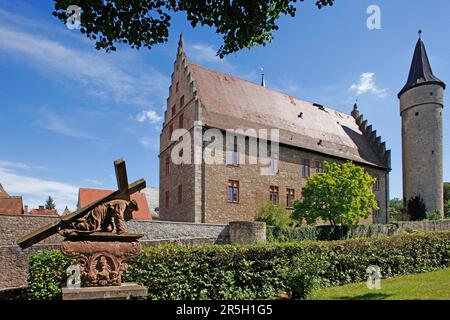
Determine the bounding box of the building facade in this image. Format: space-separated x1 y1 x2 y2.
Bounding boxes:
159 36 390 224
398 34 445 216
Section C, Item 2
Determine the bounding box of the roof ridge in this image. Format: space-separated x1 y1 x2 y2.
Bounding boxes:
187 62 352 117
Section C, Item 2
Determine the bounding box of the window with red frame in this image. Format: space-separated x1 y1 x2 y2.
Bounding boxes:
315 161 324 173
286 188 295 209
269 186 279 204
228 180 239 203
227 137 239 166
301 159 310 177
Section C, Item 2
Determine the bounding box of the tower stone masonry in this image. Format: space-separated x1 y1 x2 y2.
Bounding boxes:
399 34 446 217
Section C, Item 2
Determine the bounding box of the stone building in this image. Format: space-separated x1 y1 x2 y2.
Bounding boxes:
77 188 152 220
159 36 390 224
398 33 445 216
0 183 24 215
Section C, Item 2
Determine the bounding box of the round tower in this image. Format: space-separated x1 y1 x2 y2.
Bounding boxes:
398 32 445 217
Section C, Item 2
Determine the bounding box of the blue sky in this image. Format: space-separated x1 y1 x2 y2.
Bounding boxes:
1 0 449 212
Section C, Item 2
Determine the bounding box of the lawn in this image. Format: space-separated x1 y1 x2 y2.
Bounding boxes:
313 268 450 300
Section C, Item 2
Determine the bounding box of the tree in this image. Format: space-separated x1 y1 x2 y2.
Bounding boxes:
444 182 450 202
388 198 403 221
52 0 335 57
444 200 450 219
407 196 426 221
293 161 378 227
255 202 292 229
45 196 56 210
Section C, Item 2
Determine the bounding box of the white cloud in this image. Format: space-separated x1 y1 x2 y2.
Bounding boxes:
0 160 30 170
40 109 103 140
188 43 235 71
136 110 162 123
350 72 387 97
0 165 78 213
140 137 159 150
0 24 169 108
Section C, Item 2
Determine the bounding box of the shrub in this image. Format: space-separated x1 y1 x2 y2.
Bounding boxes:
255 202 292 230
407 196 427 221
285 253 327 299
27 232 450 300
444 200 450 219
27 250 74 300
426 211 442 221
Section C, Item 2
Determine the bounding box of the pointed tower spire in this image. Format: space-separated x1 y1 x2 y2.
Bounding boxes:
260 67 265 87
398 31 446 97
177 33 185 55
0 183 8 197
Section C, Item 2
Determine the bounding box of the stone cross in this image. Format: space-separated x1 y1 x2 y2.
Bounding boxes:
17 159 146 249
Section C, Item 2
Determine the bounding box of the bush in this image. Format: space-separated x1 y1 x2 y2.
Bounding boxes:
407 196 427 221
255 202 292 230
27 232 450 300
444 200 450 219
267 224 399 242
285 253 327 299
426 211 442 221
27 250 74 300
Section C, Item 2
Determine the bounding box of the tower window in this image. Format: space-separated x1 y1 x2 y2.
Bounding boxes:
430 92 434 96
179 113 184 128
415 112 419 116
176 82 179 92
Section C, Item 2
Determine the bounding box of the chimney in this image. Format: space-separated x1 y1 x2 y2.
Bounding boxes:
24 205 28 213
38 205 44 210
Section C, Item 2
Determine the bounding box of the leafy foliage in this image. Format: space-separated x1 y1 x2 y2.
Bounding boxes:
284 253 327 299
389 198 403 221
45 196 56 210
407 196 427 221
255 202 292 229
426 211 442 221
27 250 74 300
293 161 378 227
52 0 335 57
27 232 450 300
445 200 450 219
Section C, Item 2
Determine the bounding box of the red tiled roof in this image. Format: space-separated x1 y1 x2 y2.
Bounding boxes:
188 62 387 169
29 208 58 216
78 188 151 220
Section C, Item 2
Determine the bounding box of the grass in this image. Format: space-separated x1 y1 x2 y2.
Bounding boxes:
313 268 450 300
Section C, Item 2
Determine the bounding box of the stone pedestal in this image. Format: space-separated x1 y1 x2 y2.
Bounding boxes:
229 221 266 244
60 233 142 287
62 283 147 300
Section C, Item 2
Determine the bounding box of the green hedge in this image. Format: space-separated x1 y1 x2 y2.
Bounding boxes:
27 232 450 300
267 224 400 242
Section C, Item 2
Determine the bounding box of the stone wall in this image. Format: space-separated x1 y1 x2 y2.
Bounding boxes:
0 214 231 290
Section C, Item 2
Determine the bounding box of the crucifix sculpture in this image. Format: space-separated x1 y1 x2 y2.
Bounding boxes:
17 159 146 249
17 159 147 289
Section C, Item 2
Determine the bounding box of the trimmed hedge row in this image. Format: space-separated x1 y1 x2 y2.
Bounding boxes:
267 224 400 241
27 232 450 300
